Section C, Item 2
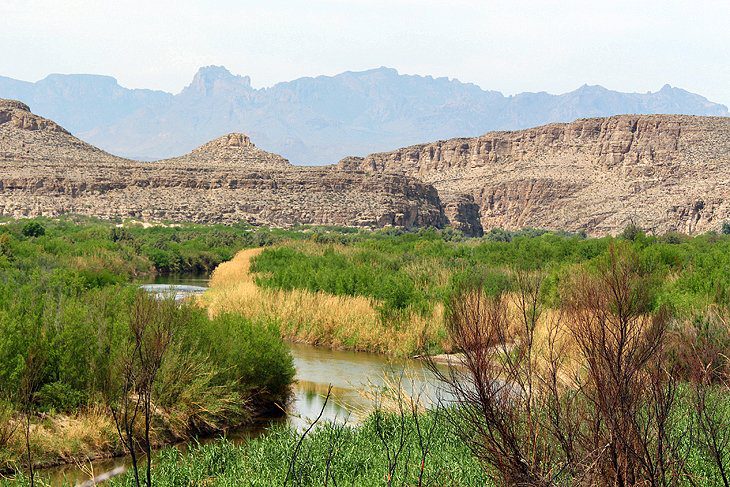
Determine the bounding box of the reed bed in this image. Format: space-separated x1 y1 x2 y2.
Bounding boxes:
202 248 448 356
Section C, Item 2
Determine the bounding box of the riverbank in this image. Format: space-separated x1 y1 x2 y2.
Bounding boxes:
0 219 297 483
1 316 293 482
202 248 450 356
103 411 488 487
12 340 444 485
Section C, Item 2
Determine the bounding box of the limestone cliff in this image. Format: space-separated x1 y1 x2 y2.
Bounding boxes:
4 97 729 236
340 115 730 235
0 99 446 230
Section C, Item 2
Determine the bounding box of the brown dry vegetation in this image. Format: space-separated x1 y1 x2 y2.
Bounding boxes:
202 248 448 355
0 408 123 471
432 246 730 486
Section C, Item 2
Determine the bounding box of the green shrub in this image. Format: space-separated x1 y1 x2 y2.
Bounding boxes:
181 312 295 402
35 381 87 412
21 221 45 237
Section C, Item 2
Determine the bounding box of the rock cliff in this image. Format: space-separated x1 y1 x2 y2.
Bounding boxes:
340 115 730 235
3 97 729 236
0 99 446 230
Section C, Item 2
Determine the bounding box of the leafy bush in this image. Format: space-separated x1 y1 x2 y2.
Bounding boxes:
181 312 295 402
35 381 87 412
21 221 45 237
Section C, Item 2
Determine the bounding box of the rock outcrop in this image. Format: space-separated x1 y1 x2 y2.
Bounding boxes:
3 98 729 237
161 133 292 169
0 99 446 230
340 115 730 235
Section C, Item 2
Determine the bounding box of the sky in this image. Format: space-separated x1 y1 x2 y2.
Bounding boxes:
1 0 729 106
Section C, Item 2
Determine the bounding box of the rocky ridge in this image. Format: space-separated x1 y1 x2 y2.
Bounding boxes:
0 99 447 230
160 133 292 168
2 67 727 164
0 99 123 164
3 98 729 236
339 114 730 235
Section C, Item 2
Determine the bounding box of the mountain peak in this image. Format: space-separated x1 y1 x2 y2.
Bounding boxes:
573 84 610 94
197 133 254 150
184 66 252 96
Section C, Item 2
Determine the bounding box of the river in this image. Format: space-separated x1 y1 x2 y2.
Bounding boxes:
45 279 445 485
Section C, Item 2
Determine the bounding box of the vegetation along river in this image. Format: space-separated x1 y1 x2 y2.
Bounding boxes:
46 279 445 486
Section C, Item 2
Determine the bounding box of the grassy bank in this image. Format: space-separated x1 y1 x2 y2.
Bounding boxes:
174 239 730 486
4 222 730 485
204 228 730 355
0 218 296 478
17 391 728 486
105 411 487 487
203 249 446 355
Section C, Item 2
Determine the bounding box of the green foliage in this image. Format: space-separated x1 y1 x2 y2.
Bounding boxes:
104 411 487 487
180 313 295 402
0 217 296 422
35 382 87 412
21 221 45 238
251 246 432 314
620 222 644 241
251 229 730 317
723 222 730 235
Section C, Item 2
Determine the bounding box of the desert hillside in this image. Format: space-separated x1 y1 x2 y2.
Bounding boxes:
2 98 729 236
0 99 447 229
340 114 730 235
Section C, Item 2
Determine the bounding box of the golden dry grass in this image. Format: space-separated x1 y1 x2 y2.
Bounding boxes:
202 248 585 361
0 405 185 474
0 407 121 471
202 248 449 356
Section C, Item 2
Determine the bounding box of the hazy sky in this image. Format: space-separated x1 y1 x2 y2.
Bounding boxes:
2 0 729 106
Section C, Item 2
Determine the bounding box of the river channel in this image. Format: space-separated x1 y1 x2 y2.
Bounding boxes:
45 278 445 485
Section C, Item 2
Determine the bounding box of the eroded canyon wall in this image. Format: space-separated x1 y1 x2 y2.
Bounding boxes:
341 115 730 235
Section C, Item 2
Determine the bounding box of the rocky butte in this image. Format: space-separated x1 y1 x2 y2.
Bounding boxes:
0 99 448 230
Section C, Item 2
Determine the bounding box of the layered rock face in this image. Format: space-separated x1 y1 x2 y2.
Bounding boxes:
3 97 728 236
0 99 446 230
340 115 730 235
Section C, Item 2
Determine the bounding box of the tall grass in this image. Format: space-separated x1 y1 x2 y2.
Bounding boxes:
98 411 487 487
203 249 448 355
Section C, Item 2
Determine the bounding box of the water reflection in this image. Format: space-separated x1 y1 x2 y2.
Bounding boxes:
138 283 208 301
286 342 447 430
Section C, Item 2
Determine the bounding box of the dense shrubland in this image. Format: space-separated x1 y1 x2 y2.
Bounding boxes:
251 229 730 315
0 218 295 482
429 244 730 486
223 228 730 355
102 240 729 487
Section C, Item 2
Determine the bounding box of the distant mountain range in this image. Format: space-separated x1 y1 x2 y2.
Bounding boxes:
1 66 728 164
